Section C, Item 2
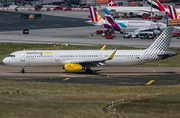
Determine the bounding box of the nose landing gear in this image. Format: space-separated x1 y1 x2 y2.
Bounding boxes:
20 67 25 73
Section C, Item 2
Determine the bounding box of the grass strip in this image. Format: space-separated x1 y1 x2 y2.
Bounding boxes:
0 80 180 118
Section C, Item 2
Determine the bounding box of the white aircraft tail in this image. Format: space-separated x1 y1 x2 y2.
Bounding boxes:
107 0 117 7
148 26 173 51
147 0 166 11
137 27 176 64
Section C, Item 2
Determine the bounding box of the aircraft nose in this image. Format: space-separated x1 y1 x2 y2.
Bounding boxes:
3 58 9 65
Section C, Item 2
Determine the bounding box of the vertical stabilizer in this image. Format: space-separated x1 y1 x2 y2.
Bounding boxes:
104 8 116 24
104 8 121 31
169 5 177 19
107 0 117 7
89 7 105 24
89 7 98 22
137 27 175 65
147 26 174 51
147 0 165 11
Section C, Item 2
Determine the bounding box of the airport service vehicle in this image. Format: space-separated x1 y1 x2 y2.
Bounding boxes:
35 5 43 11
104 33 114 39
123 32 137 38
23 29 29 34
20 13 41 19
87 7 166 34
172 32 180 37
138 32 154 39
3 27 177 74
54 6 63 10
96 30 103 34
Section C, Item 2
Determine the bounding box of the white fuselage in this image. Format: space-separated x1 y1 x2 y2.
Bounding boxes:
115 20 167 32
106 6 159 15
3 50 146 67
86 19 167 32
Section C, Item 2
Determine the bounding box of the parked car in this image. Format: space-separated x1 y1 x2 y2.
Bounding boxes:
54 6 63 10
64 8 72 11
47 8 51 11
23 29 29 34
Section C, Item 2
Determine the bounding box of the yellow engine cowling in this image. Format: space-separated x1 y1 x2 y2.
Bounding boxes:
64 63 84 72
29 14 35 19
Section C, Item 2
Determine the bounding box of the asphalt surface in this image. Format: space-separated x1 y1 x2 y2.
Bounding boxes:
0 10 180 86
0 10 180 48
0 11 92 31
1 63 180 86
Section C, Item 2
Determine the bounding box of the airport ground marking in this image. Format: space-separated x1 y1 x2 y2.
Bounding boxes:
53 24 60 26
29 25 36 27
63 78 71 81
146 80 155 85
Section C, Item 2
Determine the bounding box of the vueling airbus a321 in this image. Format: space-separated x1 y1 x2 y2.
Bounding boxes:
3 27 177 74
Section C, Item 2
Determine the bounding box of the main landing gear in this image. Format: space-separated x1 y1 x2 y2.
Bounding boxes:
86 68 93 74
20 67 25 73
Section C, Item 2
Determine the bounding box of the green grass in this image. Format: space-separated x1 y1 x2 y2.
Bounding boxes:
0 43 180 67
0 80 180 118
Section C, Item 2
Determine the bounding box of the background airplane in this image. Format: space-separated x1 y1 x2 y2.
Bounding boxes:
106 0 158 17
87 7 166 35
3 27 176 74
147 0 180 18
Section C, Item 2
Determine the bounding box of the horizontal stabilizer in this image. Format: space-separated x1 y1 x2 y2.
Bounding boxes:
158 51 177 59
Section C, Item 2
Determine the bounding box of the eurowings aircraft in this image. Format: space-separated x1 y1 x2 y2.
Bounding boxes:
3 27 177 74
106 0 158 16
87 7 166 33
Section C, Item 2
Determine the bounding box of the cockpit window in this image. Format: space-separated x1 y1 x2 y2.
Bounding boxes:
8 55 15 57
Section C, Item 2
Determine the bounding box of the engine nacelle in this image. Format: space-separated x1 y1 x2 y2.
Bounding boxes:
103 24 111 29
103 24 121 31
153 30 161 36
64 63 85 72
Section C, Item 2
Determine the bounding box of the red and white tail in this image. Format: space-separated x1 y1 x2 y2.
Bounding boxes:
89 7 98 22
107 0 117 7
169 5 177 20
89 7 104 23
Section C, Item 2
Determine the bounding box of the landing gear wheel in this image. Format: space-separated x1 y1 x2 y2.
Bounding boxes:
20 70 25 73
86 68 93 74
20 67 25 73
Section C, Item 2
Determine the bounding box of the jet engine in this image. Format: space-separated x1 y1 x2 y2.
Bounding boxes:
63 63 85 72
153 30 161 36
103 24 121 31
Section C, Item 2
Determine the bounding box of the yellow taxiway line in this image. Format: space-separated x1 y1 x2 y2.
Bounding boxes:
146 80 155 85
63 78 71 81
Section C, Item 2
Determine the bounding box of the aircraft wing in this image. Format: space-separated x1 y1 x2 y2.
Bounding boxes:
134 27 157 33
62 49 117 67
174 26 180 30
